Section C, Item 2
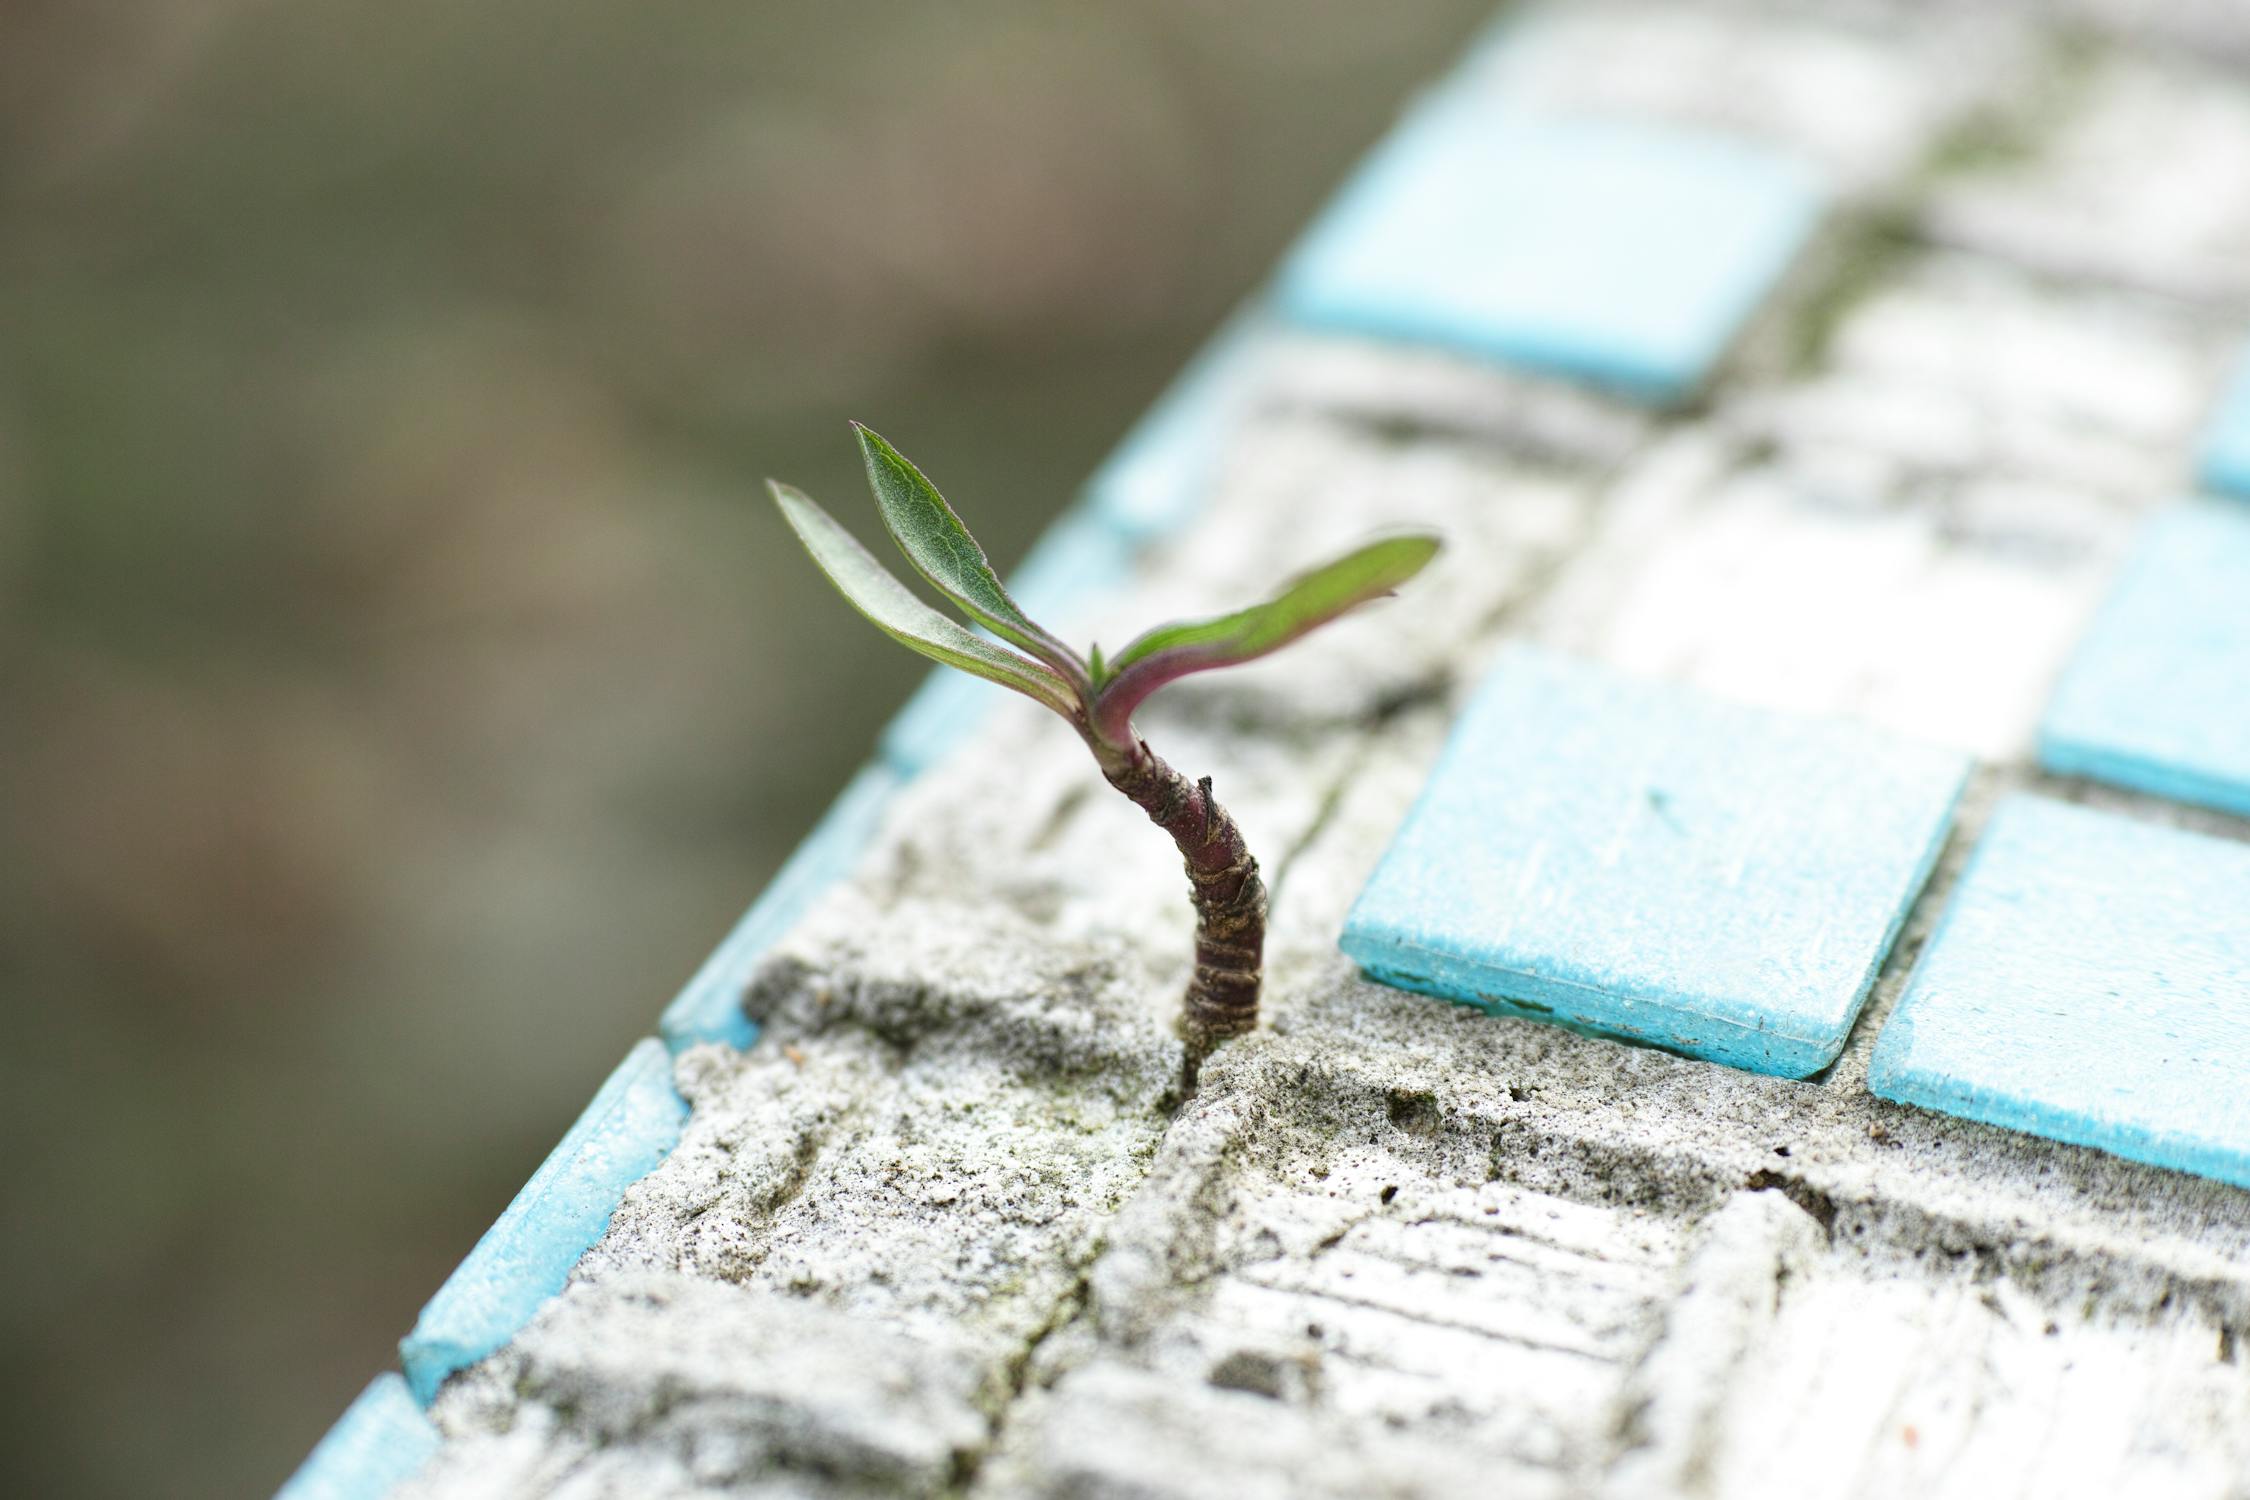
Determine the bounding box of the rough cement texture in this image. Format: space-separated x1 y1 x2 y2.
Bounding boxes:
1926 48 2250 305
401 4 2250 1496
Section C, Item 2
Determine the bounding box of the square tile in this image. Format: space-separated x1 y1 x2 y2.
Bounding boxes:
2199 351 2250 500
1870 795 2250 1190
1276 91 1822 406
1342 647 1968 1077
2039 501 2250 818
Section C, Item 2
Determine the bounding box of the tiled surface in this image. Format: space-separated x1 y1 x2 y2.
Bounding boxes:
2200 352 2250 499
1871 795 2250 1190
1342 646 1968 1078
1276 90 1821 406
2039 501 2250 818
660 765 903 1051
273 1374 436 1500
324 4 2250 1493
399 1039 687 1404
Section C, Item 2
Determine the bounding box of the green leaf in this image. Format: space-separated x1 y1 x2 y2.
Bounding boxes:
852 424 1085 684
1108 534 1441 677
771 481 1080 718
1090 533 1441 745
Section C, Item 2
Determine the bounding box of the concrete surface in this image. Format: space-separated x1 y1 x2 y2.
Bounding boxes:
390 2 2250 1495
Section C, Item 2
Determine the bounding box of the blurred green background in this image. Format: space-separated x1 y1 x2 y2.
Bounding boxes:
0 3 1493 1494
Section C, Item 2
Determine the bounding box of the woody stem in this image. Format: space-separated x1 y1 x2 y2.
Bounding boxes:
1091 734 1267 1077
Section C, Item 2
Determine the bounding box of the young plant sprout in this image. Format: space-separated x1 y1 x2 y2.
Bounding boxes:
774 424 1441 1072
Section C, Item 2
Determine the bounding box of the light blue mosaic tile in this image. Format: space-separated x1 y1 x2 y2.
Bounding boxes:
399 1038 686 1404
1342 647 1968 1077
878 510 1137 776
1081 311 1269 542
659 763 901 1051
2039 502 2250 819
2198 351 2250 500
1870 795 2250 1190
274 1374 437 1500
1275 92 1823 407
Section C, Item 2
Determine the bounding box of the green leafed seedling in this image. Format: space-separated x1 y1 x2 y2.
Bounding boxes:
776 424 1441 1075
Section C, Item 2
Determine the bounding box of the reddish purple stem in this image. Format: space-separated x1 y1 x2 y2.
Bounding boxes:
1087 730 1266 1074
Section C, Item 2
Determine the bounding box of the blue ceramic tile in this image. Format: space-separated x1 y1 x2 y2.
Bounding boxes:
2198 351 2250 500
879 510 1137 775
1276 92 1822 407
400 1039 687 1404
1342 647 1968 1077
1870 795 2250 1190
274 1374 438 1500
1082 312 1269 542
2039 502 2250 818
660 763 901 1051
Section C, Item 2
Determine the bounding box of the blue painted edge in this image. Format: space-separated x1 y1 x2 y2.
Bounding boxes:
1350 955 1839 1080
2195 349 2250 501
2037 734 2250 822
399 1038 688 1404
273 1373 438 1500
1875 1044 2250 1193
659 763 905 1051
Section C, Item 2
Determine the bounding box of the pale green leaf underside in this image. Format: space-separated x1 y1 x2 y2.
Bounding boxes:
1109 534 1442 677
771 481 1077 716
853 425 1067 667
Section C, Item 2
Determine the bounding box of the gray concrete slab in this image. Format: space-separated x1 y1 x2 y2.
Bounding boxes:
396 5 2250 1494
